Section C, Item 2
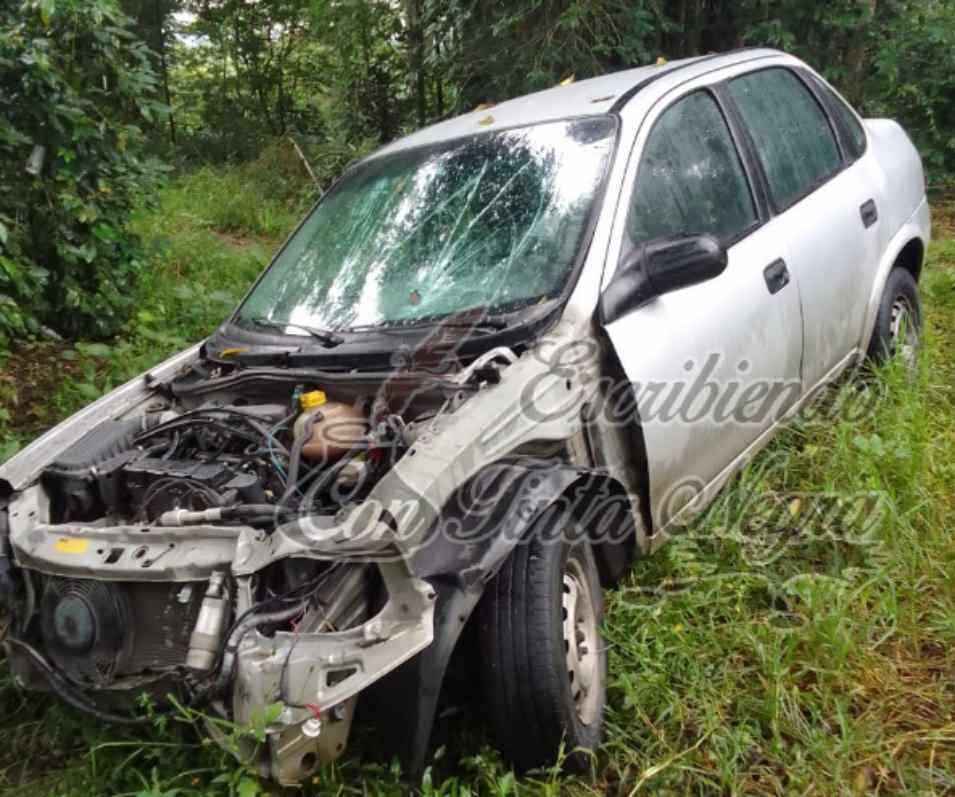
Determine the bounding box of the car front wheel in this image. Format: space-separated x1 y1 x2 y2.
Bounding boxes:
476 514 606 771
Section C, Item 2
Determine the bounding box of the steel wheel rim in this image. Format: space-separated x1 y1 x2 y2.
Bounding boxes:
889 295 918 369
562 558 599 725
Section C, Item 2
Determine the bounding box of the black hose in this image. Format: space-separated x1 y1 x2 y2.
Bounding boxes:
219 503 294 527
224 565 339 642
136 409 290 457
136 417 262 448
279 413 316 508
160 431 181 460
4 637 150 725
210 600 311 697
188 564 343 707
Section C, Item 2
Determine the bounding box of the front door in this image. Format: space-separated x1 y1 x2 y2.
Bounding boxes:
602 87 804 529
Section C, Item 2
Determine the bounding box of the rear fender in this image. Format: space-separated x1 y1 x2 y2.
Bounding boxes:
859 197 930 353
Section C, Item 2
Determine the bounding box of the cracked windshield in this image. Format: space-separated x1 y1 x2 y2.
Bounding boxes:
236 116 617 331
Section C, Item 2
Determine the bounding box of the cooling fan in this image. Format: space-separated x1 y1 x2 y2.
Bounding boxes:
40 577 133 687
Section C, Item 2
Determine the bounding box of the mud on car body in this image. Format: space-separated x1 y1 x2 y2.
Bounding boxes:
0 48 929 784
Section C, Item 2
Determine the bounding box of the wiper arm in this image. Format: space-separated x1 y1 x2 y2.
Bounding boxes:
433 305 510 333
436 319 509 333
247 317 345 347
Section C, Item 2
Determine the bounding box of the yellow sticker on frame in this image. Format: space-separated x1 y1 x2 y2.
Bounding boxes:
55 537 89 554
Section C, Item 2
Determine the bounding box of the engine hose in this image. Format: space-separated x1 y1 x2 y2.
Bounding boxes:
188 568 341 705
279 413 316 508
4 636 150 725
136 408 289 456
135 418 262 450
212 600 311 697
225 503 292 518
223 503 294 527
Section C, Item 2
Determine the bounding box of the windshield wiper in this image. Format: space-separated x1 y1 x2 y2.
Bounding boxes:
436 318 509 333
430 304 512 333
247 317 344 348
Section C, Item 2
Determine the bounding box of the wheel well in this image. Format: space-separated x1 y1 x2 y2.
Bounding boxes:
894 238 924 282
557 473 637 587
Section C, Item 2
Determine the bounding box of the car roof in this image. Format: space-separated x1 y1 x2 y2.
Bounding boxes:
370 48 784 160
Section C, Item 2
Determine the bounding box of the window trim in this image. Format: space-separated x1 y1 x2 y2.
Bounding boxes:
711 83 773 231
795 67 869 165
722 65 846 217
623 86 763 254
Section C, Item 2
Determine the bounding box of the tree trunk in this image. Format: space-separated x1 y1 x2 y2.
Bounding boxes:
434 39 445 117
153 0 176 144
687 0 704 55
846 0 877 105
406 0 426 127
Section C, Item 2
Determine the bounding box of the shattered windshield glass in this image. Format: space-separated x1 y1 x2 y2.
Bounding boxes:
234 116 617 331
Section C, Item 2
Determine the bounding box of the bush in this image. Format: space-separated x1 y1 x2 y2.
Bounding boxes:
865 3 955 181
0 0 166 344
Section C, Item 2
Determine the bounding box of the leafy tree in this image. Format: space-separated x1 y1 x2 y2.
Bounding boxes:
0 0 166 341
864 0 955 175
309 0 407 144
187 0 317 137
120 0 184 143
441 0 668 109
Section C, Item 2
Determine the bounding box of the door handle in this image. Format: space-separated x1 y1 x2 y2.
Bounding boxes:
860 198 878 228
763 258 790 295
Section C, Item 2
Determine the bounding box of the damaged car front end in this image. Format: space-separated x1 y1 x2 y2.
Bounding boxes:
0 114 638 783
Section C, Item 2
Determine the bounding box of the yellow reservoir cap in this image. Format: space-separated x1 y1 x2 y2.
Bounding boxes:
300 390 327 409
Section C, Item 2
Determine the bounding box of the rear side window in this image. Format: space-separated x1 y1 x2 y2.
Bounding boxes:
728 68 841 211
808 74 867 161
627 90 757 246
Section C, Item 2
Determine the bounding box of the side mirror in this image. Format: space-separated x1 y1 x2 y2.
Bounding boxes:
597 234 727 325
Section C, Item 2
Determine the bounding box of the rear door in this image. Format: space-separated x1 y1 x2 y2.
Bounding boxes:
724 67 874 387
601 87 804 529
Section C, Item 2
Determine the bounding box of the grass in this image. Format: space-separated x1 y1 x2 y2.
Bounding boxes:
1 172 954 795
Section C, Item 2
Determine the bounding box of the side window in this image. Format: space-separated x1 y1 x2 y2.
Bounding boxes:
808 74 867 161
727 68 841 211
627 90 757 247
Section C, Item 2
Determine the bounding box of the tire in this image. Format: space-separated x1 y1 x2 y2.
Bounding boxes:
866 267 921 368
476 513 606 771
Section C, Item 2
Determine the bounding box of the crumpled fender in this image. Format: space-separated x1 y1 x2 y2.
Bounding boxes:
372 457 635 773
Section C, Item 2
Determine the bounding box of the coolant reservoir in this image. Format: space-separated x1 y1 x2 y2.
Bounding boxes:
293 390 368 462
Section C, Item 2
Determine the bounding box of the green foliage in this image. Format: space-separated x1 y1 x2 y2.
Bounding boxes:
136 0 955 180
865 1 955 178
169 0 407 159
0 0 166 345
309 0 409 143
13 169 276 426
445 0 667 108
187 0 317 137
